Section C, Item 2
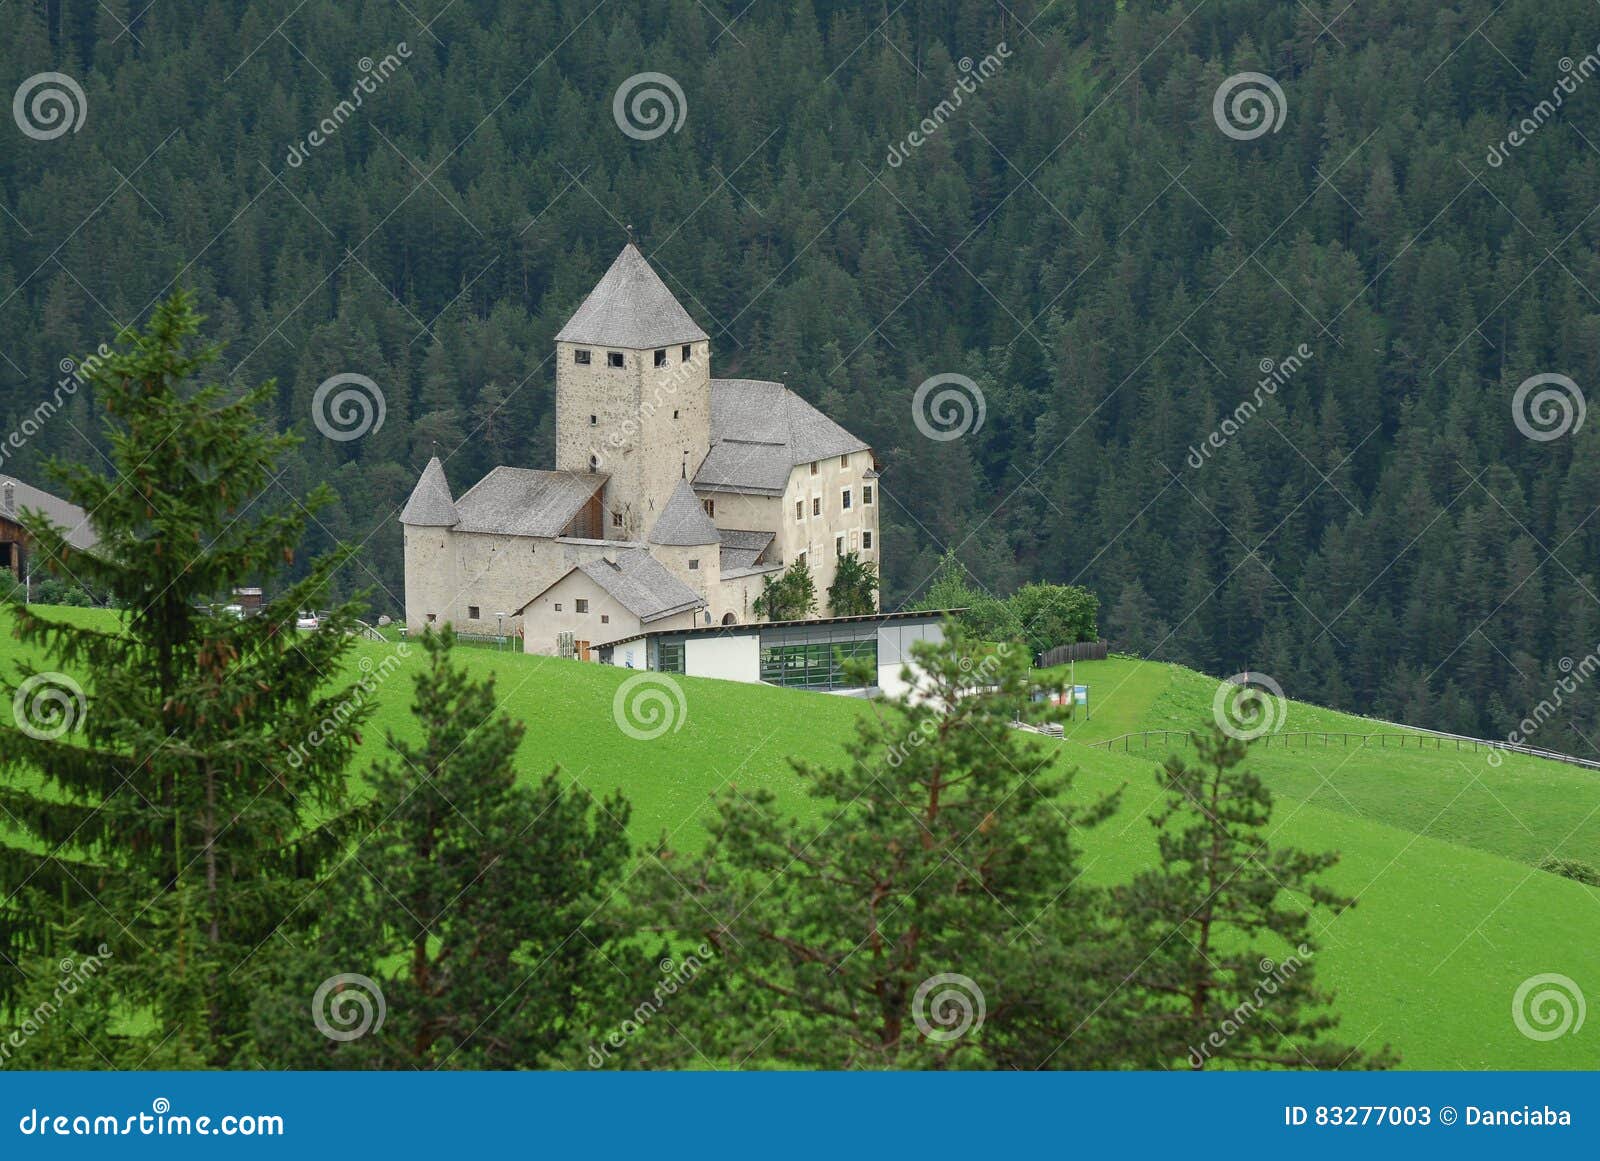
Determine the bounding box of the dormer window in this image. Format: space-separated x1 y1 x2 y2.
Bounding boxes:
607 351 624 368
574 349 591 365
654 349 668 367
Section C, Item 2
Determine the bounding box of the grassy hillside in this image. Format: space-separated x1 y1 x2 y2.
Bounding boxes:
4 606 1597 1069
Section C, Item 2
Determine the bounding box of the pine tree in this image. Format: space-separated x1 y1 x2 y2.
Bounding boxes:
0 292 374 1066
252 627 632 1069
630 623 1123 1068
1115 727 1394 1070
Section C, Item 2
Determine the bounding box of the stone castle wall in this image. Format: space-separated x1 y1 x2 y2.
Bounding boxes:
554 339 710 541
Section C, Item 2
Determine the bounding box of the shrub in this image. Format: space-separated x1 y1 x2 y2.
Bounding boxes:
1537 856 1600 887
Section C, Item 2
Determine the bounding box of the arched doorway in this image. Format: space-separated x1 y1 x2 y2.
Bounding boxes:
721 612 737 625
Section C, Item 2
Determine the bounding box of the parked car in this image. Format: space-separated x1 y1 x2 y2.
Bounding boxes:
295 610 320 630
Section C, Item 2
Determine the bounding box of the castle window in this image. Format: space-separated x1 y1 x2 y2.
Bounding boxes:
554 603 562 611
607 351 624 368
575 599 589 614
689 559 699 570
863 531 873 550
841 488 852 510
426 613 437 623
601 614 610 624
702 498 714 518
835 536 844 557
809 461 818 476
795 500 803 522
863 485 873 506
840 454 849 468
468 606 480 620
612 511 623 527
589 455 599 472
673 409 679 419
589 414 597 426
574 349 591 365
681 344 692 362
654 349 668 367
812 497 820 517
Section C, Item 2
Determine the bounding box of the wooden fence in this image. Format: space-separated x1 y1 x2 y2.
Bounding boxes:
1037 639 1109 667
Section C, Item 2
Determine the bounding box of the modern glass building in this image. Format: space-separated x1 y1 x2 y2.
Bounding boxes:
600 610 952 694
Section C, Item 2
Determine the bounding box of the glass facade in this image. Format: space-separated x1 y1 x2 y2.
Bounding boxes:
759 636 877 689
657 639 686 674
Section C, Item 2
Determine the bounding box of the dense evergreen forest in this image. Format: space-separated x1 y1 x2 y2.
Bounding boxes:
3 0 1599 745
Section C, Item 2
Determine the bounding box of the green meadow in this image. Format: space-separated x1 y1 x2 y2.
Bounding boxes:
4 607 1597 1069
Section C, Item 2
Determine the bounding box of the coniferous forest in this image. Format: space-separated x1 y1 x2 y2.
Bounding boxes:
4 0 1600 747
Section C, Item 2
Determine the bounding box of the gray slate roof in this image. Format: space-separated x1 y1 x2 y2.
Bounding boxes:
717 528 773 571
399 457 459 527
648 479 720 546
721 562 782 582
453 467 605 538
577 548 706 623
693 379 870 496
554 243 709 350
1 476 97 552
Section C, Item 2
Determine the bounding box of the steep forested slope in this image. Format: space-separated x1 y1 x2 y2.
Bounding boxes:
3 0 1599 744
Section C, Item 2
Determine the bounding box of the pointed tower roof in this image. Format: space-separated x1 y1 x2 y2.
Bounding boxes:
554 243 709 349
400 457 459 526
647 479 720 546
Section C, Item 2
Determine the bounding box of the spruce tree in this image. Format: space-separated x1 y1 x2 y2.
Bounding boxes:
1115 727 1394 1070
0 292 374 1066
252 628 632 1069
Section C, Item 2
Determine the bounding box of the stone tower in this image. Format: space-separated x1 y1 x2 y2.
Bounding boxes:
553 243 712 541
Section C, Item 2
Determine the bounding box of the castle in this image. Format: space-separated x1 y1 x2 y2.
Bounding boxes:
401 243 881 656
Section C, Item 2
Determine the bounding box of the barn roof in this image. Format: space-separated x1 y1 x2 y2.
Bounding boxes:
1 476 98 552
